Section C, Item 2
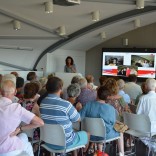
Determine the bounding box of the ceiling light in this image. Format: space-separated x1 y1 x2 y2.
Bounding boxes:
92 10 100 22
58 26 66 36
134 19 141 28
13 20 21 30
136 0 144 9
45 1 53 13
100 32 106 40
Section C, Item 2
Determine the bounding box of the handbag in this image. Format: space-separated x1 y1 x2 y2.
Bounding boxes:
114 120 128 133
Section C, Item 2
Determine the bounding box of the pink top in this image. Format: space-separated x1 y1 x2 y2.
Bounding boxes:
0 97 35 154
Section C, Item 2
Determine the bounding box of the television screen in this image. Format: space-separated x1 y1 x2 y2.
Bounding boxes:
102 49 156 78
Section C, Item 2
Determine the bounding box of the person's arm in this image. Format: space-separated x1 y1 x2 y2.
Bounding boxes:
64 65 67 72
32 103 40 117
71 64 77 73
10 115 44 137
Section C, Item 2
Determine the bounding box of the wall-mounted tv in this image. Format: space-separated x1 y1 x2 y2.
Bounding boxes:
102 48 156 79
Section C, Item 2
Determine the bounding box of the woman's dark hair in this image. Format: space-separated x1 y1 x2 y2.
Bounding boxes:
46 77 63 93
65 56 74 66
24 82 38 99
27 72 36 81
16 77 24 88
97 86 111 100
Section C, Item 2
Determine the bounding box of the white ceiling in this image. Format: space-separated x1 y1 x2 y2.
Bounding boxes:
0 0 156 69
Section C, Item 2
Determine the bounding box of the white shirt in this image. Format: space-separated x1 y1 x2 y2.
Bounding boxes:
124 82 142 100
137 91 156 133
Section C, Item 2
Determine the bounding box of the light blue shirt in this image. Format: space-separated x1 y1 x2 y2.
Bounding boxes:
118 90 130 104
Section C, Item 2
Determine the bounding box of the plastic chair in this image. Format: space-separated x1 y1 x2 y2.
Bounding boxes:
123 112 156 156
81 117 120 151
38 123 86 156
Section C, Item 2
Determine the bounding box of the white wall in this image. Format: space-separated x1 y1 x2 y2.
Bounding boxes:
46 49 86 76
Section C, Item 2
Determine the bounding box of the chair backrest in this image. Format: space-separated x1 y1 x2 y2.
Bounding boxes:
123 112 151 133
40 123 66 147
81 117 105 138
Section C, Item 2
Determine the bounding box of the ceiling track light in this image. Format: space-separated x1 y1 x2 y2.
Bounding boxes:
134 19 141 28
13 20 21 30
58 25 66 36
100 32 106 40
136 0 144 9
92 10 100 22
45 1 53 13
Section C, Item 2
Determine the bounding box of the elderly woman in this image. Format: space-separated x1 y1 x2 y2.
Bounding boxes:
67 83 82 111
104 78 130 120
80 85 124 156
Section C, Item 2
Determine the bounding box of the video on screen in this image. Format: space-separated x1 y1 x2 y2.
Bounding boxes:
105 56 124 66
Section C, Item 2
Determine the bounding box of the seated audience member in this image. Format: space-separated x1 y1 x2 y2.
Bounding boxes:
38 77 48 96
137 78 156 151
40 77 89 152
10 71 19 78
62 75 82 100
135 82 148 105
80 86 124 156
19 82 40 117
16 76 24 99
1 74 19 103
67 83 82 111
26 72 37 84
77 78 97 106
99 76 107 86
104 78 130 120
117 79 130 104
85 75 98 90
0 80 44 155
124 74 142 103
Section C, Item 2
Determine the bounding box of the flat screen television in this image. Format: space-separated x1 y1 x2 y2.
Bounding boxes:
102 48 156 79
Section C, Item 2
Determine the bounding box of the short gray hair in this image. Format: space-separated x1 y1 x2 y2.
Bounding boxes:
78 78 87 89
117 79 125 90
71 75 82 84
67 83 81 97
146 78 156 91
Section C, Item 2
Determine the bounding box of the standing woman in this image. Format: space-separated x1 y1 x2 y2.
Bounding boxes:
64 56 77 73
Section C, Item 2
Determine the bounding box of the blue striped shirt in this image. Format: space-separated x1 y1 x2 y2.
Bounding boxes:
40 94 80 146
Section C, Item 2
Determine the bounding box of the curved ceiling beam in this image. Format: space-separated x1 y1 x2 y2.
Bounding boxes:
33 6 156 69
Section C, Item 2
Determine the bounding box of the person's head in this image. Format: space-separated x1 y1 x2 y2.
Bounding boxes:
24 82 38 99
39 77 48 88
71 75 82 84
141 82 148 94
113 58 118 64
117 79 125 90
16 77 24 90
1 80 16 100
46 77 63 94
10 72 19 77
99 76 107 86
65 56 74 66
103 78 118 95
27 72 37 81
2 74 16 85
67 83 81 98
85 75 94 83
146 78 156 92
97 85 111 101
129 74 137 83
78 78 87 89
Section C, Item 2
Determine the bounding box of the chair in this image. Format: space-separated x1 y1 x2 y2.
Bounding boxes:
81 117 120 151
38 123 86 156
123 112 156 156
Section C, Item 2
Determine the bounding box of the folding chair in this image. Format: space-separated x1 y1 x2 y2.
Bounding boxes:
38 123 86 156
123 112 156 156
81 117 120 152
